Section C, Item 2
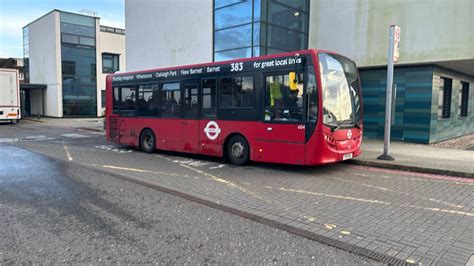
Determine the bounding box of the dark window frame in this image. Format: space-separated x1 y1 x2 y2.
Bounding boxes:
102 53 120 74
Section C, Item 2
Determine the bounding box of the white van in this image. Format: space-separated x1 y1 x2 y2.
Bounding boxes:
0 68 21 123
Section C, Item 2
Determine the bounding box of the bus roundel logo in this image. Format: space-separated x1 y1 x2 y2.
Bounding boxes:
204 121 221 140
347 129 352 139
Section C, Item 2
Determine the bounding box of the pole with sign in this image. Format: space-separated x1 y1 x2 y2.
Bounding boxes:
378 25 400 161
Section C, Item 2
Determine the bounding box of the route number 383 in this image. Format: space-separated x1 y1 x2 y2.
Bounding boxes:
230 62 243 72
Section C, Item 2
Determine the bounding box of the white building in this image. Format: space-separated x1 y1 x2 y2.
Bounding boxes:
23 10 126 117
125 0 473 143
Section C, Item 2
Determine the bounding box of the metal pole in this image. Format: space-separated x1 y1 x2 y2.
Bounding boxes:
378 26 396 161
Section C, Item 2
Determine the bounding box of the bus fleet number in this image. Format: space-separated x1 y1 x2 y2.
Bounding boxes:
230 62 243 72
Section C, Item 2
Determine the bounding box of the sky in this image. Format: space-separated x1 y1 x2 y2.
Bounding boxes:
0 0 125 58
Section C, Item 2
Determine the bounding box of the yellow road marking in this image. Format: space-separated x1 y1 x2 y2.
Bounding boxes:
401 204 474 217
324 224 336 230
101 165 192 178
279 187 391 205
178 163 265 201
62 142 73 161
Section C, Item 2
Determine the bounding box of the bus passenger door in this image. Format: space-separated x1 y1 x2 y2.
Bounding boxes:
254 73 306 164
181 82 200 153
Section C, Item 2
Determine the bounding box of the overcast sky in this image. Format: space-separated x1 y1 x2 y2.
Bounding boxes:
0 0 125 58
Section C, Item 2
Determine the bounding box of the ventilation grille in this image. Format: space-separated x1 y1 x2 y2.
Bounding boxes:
108 116 119 140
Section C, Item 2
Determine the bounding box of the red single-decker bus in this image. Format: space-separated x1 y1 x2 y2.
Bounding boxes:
106 49 363 165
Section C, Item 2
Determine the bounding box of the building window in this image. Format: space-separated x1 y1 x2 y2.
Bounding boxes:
102 53 119 73
459 82 469 117
219 76 254 108
438 77 453 119
213 0 309 61
60 11 97 116
22 26 29 83
101 90 106 109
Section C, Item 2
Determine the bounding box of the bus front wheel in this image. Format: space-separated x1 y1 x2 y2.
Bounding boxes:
140 129 156 153
226 135 250 166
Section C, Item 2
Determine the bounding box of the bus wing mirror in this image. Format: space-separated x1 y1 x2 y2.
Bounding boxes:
289 72 298 91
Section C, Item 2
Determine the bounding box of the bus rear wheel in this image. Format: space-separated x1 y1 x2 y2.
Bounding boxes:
227 135 249 165
140 129 156 153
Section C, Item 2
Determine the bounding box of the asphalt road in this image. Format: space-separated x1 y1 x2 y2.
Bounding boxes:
1 120 473 265
0 144 379 264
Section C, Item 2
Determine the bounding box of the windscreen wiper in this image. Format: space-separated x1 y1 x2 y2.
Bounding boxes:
330 120 353 132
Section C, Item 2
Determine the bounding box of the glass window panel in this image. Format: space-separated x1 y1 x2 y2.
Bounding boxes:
215 0 244 9
268 2 308 32
241 76 254 107
161 82 181 118
61 12 95 27
254 0 261 20
220 77 233 108
253 22 267 49
62 61 75 75
61 22 95 37
62 34 79 44
307 67 318 123
61 44 97 116
232 77 242 107
183 84 199 119
102 54 119 73
214 48 252 61
253 45 267 56
138 84 159 117
201 79 217 118
265 73 303 121
113 87 119 113
274 0 308 11
120 86 136 117
267 26 307 51
215 1 252 30
215 25 252 51
79 36 95 46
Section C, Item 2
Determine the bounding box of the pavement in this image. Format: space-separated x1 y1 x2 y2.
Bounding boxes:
352 139 474 179
2 118 474 265
23 117 105 132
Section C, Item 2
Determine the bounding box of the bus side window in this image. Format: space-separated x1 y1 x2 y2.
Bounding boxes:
138 83 159 117
307 68 318 124
183 84 198 119
120 86 136 117
201 78 216 118
219 76 254 109
113 86 120 114
160 82 181 118
264 73 303 122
